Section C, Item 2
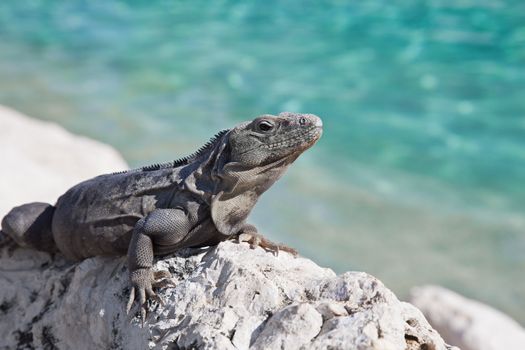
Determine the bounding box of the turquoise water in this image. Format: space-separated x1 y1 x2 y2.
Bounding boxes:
1 1 524 322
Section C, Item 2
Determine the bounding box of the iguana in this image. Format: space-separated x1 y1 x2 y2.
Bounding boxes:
1 112 323 320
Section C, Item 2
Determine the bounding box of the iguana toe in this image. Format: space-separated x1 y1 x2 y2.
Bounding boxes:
152 278 176 289
153 270 172 280
152 269 176 290
126 287 136 315
233 231 298 257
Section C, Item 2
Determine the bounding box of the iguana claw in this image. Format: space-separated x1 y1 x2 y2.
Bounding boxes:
126 268 175 326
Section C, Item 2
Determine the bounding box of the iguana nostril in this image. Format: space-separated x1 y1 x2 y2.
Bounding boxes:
299 117 306 125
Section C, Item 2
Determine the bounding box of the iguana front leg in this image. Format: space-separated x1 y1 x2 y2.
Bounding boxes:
126 208 191 321
233 224 298 256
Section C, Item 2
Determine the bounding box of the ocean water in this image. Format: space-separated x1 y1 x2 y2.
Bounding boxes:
0 1 524 322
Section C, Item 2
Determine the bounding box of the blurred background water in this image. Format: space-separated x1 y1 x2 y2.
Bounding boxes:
0 1 524 323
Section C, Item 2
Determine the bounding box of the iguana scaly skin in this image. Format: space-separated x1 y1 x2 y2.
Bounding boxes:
1 112 323 320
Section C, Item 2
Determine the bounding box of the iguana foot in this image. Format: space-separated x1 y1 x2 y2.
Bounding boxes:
126 268 175 325
234 231 298 257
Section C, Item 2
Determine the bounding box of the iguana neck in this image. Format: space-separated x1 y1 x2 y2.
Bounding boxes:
220 155 295 197
206 150 298 236
180 131 230 201
182 131 295 205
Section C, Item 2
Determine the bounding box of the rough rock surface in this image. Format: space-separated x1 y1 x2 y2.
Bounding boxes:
0 241 455 350
410 285 525 350
0 105 128 217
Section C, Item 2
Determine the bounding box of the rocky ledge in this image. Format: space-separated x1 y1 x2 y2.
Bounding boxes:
0 240 454 350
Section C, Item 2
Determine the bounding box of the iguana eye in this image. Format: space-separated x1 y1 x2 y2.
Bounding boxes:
257 120 274 132
299 117 307 125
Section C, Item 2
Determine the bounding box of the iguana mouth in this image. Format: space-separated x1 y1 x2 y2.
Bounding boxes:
264 125 322 150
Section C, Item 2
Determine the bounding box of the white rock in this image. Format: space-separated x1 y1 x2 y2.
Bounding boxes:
0 105 128 217
410 285 525 350
0 242 454 350
251 303 323 350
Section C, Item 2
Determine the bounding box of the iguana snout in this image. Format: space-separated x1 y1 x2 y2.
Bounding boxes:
272 112 323 152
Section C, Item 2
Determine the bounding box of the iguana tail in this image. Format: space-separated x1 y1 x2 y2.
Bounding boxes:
1 202 58 253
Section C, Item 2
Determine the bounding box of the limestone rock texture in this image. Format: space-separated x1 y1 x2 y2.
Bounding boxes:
410 285 525 350
0 242 455 350
0 105 128 218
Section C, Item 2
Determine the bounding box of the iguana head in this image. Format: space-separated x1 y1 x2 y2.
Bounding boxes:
210 112 323 236
227 112 323 166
